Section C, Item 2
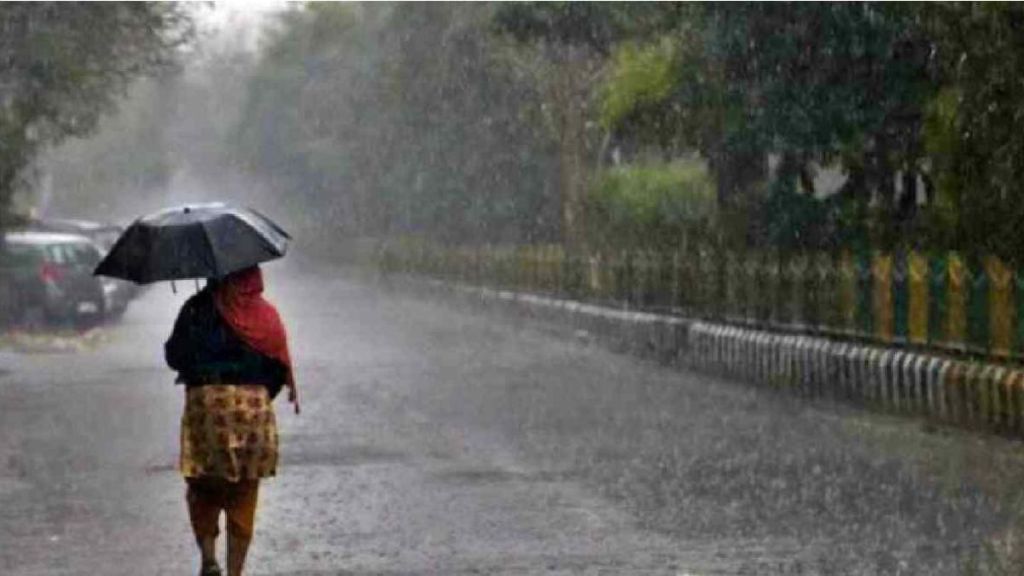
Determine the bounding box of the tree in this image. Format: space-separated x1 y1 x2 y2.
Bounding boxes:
601 4 938 249
0 2 193 226
38 77 178 220
492 3 661 251
921 3 1024 261
235 3 559 246
41 27 259 222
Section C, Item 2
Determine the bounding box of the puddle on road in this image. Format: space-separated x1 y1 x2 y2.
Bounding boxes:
0 328 112 354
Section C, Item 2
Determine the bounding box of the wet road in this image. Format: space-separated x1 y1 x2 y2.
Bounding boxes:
3 261 1024 575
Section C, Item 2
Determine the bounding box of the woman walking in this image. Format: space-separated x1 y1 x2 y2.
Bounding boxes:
165 265 299 576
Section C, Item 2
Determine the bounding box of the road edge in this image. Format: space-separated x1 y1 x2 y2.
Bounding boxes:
383 273 1024 438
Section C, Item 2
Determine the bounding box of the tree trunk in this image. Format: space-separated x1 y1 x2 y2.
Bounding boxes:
560 96 588 254
0 154 26 228
710 144 768 247
548 46 598 255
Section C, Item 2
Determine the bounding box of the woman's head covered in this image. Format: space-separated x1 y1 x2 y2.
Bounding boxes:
212 264 292 379
212 265 263 295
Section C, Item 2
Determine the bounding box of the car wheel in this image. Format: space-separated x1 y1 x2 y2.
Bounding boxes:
107 303 128 320
44 308 72 329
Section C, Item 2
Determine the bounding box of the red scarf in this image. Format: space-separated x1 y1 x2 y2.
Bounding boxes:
213 266 295 389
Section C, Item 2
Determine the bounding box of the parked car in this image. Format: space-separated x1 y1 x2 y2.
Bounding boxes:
30 218 123 246
25 217 138 316
0 231 108 327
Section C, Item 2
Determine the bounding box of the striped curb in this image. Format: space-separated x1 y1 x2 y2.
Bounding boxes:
685 320 1024 432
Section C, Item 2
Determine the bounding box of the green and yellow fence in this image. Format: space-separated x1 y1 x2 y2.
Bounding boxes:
377 240 1024 365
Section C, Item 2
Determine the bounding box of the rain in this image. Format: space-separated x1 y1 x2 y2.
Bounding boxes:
3 3 1024 575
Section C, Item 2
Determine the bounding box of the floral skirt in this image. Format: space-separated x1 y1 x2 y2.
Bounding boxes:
180 384 278 482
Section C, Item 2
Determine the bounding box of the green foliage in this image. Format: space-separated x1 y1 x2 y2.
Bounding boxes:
0 3 193 225
40 78 174 218
761 189 834 252
600 39 675 131
229 3 1024 261
234 3 559 245
492 2 628 55
493 2 684 53
491 2 685 250
599 4 939 248
915 3 1024 262
589 4 1024 260
42 33 259 222
588 160 716 250
19 1 1024 263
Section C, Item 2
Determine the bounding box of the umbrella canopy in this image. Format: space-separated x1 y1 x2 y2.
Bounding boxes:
94 203 291 284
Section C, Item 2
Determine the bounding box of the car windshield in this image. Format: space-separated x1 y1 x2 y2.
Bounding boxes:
60 242 101 266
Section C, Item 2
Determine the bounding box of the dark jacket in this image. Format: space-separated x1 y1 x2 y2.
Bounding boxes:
165 288 287 399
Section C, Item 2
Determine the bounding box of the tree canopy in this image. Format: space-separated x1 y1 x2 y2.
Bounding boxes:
31 2 1024 261
234 3 559 245
598 3 1024 258
0 2 193 226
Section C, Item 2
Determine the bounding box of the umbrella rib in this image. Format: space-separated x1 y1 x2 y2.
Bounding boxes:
251 221 287 257
247 207 292 240
199 220 221 279
231 211 289 254
227 213 288 266
143 225 164 283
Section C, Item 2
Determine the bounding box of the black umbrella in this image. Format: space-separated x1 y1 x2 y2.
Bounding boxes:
94 203 291 284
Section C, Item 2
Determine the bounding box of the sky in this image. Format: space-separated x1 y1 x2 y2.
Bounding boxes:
194 1 292 52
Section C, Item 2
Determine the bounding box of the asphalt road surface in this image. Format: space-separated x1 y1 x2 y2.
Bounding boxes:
3 259 1024 575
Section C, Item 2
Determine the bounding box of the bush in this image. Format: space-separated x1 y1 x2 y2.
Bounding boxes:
587 159 716 251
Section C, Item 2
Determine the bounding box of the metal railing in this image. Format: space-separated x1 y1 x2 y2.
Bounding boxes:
378 239 1024 364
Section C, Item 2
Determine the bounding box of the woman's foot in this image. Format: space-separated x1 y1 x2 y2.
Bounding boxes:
195 534 219 575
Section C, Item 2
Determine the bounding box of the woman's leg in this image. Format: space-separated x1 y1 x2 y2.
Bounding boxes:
186 478 224 571
226 535 249 576
225 480 260 576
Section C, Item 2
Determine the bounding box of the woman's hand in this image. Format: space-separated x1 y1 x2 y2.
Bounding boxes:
288 384 300 415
